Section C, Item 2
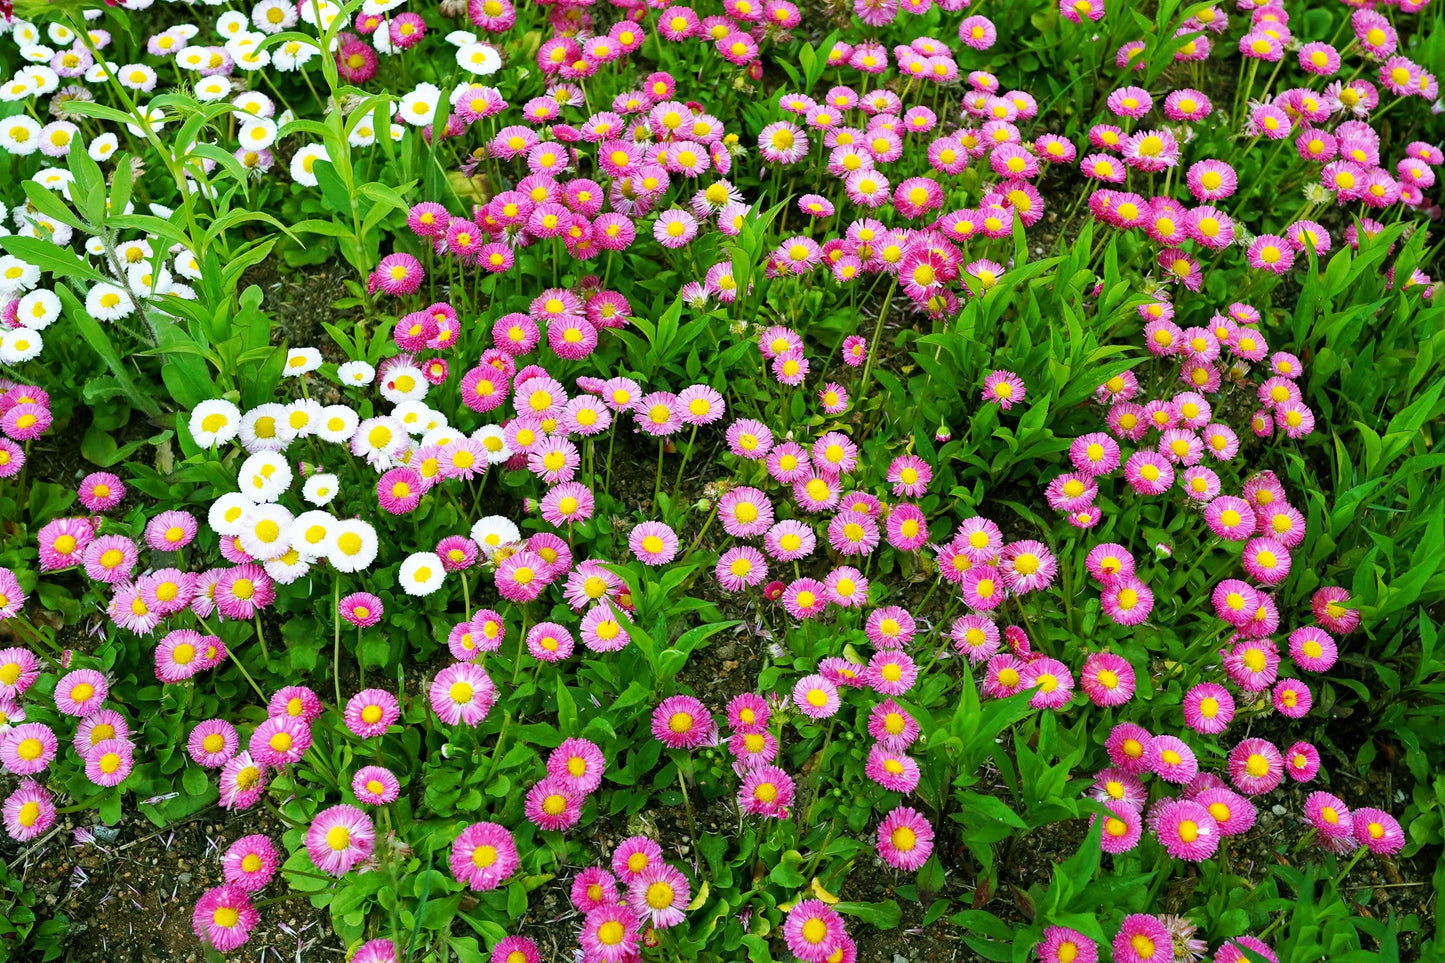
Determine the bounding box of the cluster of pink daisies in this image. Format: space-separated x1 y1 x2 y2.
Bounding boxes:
752 78 1061 317
28 470 297 667
0 657 132 838
0 380 50 477
1033 915 1280 963
190 834 281 952
368 68 746 282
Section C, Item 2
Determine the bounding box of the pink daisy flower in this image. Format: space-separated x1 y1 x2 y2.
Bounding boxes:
1352 808 1404 856
1303 791 1352 839
612 836 663 884
793 674 841 719
1037 927 1098 963
783 900 846 962
306 804 374 875
3 779 55 841
865 745 920 793
1079 652 1135 707
627 862 690 929
1228 738 1284 795
1273 678 1311 718
193 884 259 953
580 903 641 962
738 763 794 817
352 766 401 805
430 663 496 727
525 777 582 832
570 869 619 913
877 806 933 870
1098 802 1143 854
1106 722 1153 775
652 695 712 750
982 370 1025 409
78 471 125 511
223 835 279 892
1154 798 1219 861
1112 914 1171 963
450 822 519 890
867 700 920 750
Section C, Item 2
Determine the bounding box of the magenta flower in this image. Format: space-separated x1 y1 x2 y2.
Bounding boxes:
570 869 619 914
2 779 55 841
1037 927 1097 963
1194 787 1256 837
339 592 383 628
877 806 934 870
306 804 374 876
1182 683 1234 735
352 766 401 806
450 822 519 890
652 695 712 750
864 745 919 793
1098 802 1142 854
372 253 424 296
525 777 582 832
547 738 606 794
344 689 399 739
1304 791 1353 840
982 370 1025 409
1113 914 1171 963
783 900 846 962
1154 799 1220 861
430 663 496 726
222 834 279 892
793 674 841 719
580 903 641 962
1352 808 1404 855
193 884 259 953
1022 657 1073 709
249 714 310 767
1106 722 1153 775
1229 738 1285 795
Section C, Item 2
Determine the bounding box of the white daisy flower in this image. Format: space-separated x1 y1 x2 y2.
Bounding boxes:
292 510 335 551
237 450 292 502
470 516 521 557
0 328 43 364
237 503 293 560
327 519 379 573
282 399 323 437
207 492 254 535
189 399 242 446
86 283 135 322
399 552 445 596
301 474 340 507
16 289 61 329
474 424 512 464
283 347 323 376
315 405 359 443
289 143 329 186
238 402 293 452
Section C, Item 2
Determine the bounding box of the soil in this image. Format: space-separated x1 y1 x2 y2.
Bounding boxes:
0 808 342 963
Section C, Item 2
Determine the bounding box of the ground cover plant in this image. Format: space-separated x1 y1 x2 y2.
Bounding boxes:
0 0 1441 958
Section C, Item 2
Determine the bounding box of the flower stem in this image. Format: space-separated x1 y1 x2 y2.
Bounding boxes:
253 614 270 664
333 578 343 709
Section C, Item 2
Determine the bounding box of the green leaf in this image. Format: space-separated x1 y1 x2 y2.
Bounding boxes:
833 900 902 929
56 286 162 418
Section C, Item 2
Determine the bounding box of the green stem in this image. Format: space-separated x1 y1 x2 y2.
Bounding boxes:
857 277 897 399
671 424 699 503
253 614 270 664
676 756 702 858
333 578 343 708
